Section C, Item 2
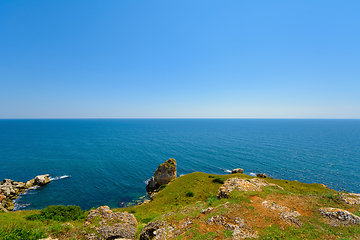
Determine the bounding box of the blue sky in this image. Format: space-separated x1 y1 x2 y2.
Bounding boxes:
1 0 359 118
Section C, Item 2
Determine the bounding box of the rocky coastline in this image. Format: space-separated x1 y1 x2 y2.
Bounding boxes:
0 174 51 212
1 160 360 239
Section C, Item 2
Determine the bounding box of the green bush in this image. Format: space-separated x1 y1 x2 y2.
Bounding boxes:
0 226 46 240
158 185 167 191
212 177 224 184
26 205 86 222
186 191 194 197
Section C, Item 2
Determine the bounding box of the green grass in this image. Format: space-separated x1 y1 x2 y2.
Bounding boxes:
117 172 241 220
0 225 46 240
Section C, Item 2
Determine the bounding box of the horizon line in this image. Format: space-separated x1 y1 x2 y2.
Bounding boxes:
1 117 360 120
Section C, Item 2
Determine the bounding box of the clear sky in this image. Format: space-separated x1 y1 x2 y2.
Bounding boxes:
1 0 359 118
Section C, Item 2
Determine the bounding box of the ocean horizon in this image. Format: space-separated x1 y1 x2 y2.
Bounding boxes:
1 119 359 211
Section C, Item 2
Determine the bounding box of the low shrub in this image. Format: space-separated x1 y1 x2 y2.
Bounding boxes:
26 205 86 222
186 191 194 197
212 177 224 184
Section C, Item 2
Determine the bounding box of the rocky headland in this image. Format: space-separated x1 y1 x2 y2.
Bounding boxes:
1 160 360 239
0 174 51 211
146 158 177 193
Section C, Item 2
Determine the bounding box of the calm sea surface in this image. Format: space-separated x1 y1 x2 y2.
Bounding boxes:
0 119 359 210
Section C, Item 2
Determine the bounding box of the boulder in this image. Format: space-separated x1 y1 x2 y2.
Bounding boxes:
34 174 51 186
217 178 283 199
86 206 137 240
231 168 244 174
257 173 268 178
25 179 35 188
154 158 177 186
14 182 25 189
139 220 167 240
146 177 159 193
3 187 11 197
1 179 14 185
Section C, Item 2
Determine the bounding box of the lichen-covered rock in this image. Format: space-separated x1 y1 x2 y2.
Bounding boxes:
25 179 35 188
1 179 14 185
256 173 268 178
139 220 168 240
206 214 258 239
200 207 213 214
319 207 360 226
154 158 177 186
262 200 302 226
232 168 244 174
217 178 283 198
86 206 137 240
340 193 360 205
34 174 51 185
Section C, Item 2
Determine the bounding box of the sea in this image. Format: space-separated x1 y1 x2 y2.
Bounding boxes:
0 119 359 211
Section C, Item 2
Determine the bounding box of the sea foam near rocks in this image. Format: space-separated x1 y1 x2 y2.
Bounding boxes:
49 175 70 181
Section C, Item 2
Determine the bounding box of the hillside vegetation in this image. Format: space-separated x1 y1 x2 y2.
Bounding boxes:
1 172 360 239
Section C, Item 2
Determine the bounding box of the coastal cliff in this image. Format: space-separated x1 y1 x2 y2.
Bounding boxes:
1 161 360 239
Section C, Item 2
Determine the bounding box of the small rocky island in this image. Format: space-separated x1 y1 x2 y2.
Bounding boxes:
146 158 177 192
0 174 51 211
1 160 360 240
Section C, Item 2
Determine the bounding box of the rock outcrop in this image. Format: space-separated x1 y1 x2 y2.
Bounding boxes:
340 193 360 205
139 220 168 240
146 158 177 193
262 200 302 226
154 158 177 185
146 177 159 193
319 207 360 226
206 214 258 239
217 178 283 199
85 206 138 240
256 173 268 178
0 174 51 212
231 168 244 174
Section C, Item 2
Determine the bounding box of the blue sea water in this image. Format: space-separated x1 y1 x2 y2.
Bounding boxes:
0 119 359 211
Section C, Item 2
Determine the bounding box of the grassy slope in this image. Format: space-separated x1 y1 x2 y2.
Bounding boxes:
1 172 360 239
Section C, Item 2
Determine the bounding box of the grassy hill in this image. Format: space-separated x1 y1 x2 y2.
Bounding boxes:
1 172 360 239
